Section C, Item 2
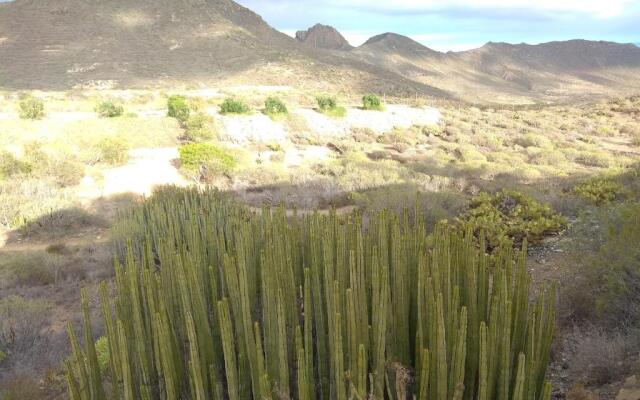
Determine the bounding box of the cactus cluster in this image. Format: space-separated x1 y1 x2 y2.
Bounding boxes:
67 186 556 399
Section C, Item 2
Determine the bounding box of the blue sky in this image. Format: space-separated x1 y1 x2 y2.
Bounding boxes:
236 0 640 51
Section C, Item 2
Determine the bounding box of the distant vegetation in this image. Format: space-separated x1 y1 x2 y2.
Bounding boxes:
362 94 384 111
220 98 250 115
167 95 191 123
96 136 129 165
263 96 288 117
572 177 627 206
67 187 556 400
18 96 44 120
183 112 216 142
316 95 346 117
178 143 236 181
95 101 124 118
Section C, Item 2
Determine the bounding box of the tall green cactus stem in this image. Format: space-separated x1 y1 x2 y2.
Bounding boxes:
67 187 556 400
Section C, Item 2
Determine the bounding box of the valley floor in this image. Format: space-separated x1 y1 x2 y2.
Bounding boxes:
1 88 640 399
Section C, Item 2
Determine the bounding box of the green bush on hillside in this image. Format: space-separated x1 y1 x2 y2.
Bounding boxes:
316 95 346 117
362 94 384 111
167 95 191 123
68 187 556 400
220 98 250 115
95 101 124 118
18 97 44 120
263 96 288 116
96 137 130 165
183 112 216 142
457 189 567 250
572 177 627 206
178 143 236 180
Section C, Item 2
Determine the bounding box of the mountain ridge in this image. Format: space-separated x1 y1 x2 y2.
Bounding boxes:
1 0 640 103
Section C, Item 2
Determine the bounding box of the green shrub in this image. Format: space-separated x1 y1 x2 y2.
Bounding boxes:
572 177 627 206
95 101 124 118
183 112 216 142
316 96 346 118
167 95 191 123
18 96 44 120
96 137 130 165
69 187 556 400
263 96 288 116
219 98 250 115
316 95 337 111
178 143 236 180
582 203 640 327
456 189 567 250
362 94 384 111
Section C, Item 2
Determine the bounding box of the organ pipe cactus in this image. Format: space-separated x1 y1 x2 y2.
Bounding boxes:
68 186 556 400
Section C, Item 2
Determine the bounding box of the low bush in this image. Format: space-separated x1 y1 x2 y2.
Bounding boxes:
316 95 337 111
0 296 50 368
183 112 216 142
178 143 236 180
219 98 250 115
362 94 384 111
95 101 124 118
167 95 191 123
587 203 640 326
18 96 45 120
21 143 84 187
263 96 288 116
572 177 627 206
315 95 347 117
96 136 130 165
0 151 31 179
456 189 567 250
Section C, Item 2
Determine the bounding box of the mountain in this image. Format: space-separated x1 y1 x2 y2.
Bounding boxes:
296 24 352 51
0 0 445 96
1 0 640 103
352 35 640 103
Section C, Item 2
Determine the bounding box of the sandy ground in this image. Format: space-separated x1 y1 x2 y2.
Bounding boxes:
293 105 441 138
78 147 187 200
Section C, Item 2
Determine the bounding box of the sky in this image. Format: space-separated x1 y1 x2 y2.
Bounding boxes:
235 0 640 51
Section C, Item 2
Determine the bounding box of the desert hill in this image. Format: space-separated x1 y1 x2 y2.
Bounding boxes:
0 0 446 96
296 23 353 51
1 0 640 102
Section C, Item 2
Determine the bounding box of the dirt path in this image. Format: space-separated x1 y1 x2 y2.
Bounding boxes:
78 147 188 201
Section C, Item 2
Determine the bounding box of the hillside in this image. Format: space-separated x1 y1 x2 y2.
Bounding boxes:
353 34 640 103
296 23 353 51
1 0 640 102
0 0 446 96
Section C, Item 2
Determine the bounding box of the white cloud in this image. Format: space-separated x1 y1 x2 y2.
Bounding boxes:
327 0 633 19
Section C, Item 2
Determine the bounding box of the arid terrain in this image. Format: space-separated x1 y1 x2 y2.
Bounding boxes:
1 0 640 399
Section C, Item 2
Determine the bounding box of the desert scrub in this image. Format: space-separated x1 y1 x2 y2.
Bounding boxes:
0 296 50 367
263 96 288 117
219 98 250 115
167 95 191 123
178 143 236 181
95 136 130 165
95 101 124 118
457 189 567 250
69 187 556 400
572 177 627 206
0 151 31 179
21 143 84 187
316 95 346 117
18 96 45 120
183 112 216 142
362 94 384 111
